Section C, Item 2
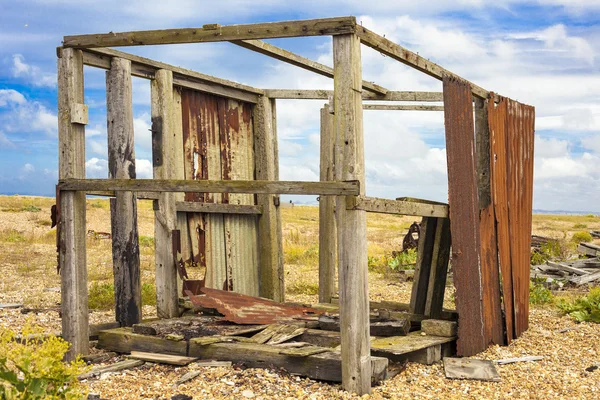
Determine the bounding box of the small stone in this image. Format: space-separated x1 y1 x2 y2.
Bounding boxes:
242 389 255 398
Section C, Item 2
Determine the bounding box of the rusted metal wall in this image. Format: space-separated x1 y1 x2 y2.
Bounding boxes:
179 89 259 296
442 76 486 356
444 76 535 354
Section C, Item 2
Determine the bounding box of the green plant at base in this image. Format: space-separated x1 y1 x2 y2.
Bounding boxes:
387 249 417 271
557 287 600 323
0 323 87 399
138 235 154 248
142 283 157 306
22 205 42 212
529 282 554 305
571 231 593 244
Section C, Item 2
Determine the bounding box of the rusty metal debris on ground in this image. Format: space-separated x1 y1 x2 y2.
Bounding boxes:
185 287 324 325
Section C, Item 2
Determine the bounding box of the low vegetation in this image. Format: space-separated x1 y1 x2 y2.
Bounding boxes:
88 282 157 310
557 287 600 323
571 231 593 244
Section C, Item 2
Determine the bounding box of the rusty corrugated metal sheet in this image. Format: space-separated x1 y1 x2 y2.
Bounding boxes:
489 97 514 343
507 99 535 337
187 287 323 325
443 76 486 356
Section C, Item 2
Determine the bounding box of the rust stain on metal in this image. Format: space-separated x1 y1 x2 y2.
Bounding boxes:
443 76 485 356
186 287 323 325
172 229 188 280
182 279 205 296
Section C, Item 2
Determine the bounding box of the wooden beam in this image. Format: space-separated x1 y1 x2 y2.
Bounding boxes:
232 39 387 95
319 107 336 304
80 47 262 103
263 89 443 101
363 104 443 111
176 202 262 215
410 217 437 315
346 196 448 218
58 178 360 196
333 33 371 395
63 17 357 48
106 57 142 327
57 48 89 360
357 27 491 99
253 96 285 301
424 218 452 319
151 70 179 319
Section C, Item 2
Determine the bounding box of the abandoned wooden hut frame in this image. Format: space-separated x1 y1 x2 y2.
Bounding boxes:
56 16 535 395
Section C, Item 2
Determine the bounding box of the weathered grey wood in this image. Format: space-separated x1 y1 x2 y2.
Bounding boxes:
547 261 590 276
443 358 501 382
424 218 451 319
59 178 359 196
347 196 448 218
58 47 89 361
233 39 387 95
410 217 437 315
64 17 357 48
106 57 142 327
151 69 179 319
70 103 88 124
78 359 144 380
578 243 600 257
357 27 491 99
127 351 198 365
98 327 188 355
329 297 459 321
0 303 23 309
363 104 444 111
188 339 388 383
253 96 285 301
263 89 443 101
81 48 261 103
176 202 262 215
171 87 186 298
333 33 371 395
319 107 337 303
494 356 543 365
421 320 457 337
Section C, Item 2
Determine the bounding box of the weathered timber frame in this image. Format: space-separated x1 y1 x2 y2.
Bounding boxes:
57 16 535 395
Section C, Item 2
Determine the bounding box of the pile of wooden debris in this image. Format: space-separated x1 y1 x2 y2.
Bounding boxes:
531 238 600 285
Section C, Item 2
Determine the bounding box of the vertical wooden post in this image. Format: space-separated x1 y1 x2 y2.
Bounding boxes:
424 217 451 319
410 217 437 314
319 106 336 303
333 33 371 395
106 57 141 327
58 48 88 360
253 96 284 302
172 87 186 297
151 69 179 318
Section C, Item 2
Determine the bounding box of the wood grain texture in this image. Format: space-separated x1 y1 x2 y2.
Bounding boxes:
253 96 285 301
424 217 451 319
443 76 485 356
64 17 357 48
151 69 179 318
333 33 371 395
57 48 89 360
347 196 448 218
106 57 142 327
410 217 437 315
319 107 336 303
263 89 443 101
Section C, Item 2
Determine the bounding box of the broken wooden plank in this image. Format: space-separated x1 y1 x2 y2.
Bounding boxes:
64 17 358 48
278 346 331 357
78 359 144 380
421 320 457 337
494 356 543 365
0 303 23 309
97 328 188 355
579 243 600 257
547 261 590 276
127 351 198 366
267 325 307 345
294 329 342 348
58 178 360 196
443 358 501 382
318 315 409 336
370 332 455 358
346 196 448 218
188 339 388 383
173 370 202 387
571 270 600 285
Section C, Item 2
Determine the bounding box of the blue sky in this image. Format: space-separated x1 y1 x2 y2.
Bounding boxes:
1 1 599 211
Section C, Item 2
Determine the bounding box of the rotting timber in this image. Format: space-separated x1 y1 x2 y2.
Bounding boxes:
56 16 535 395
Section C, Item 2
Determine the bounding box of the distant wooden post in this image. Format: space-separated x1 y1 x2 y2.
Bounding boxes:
151 69 179 318
58 48 89 360
253 96 284 302
106 57 142 327
333 33 371 395
319 106 336 303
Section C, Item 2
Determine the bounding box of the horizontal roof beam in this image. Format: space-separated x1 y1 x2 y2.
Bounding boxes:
263 89 443 101
76 47 263 103
363 104 444 111
232 39 388 95
63 16 357 48
356 27 492 100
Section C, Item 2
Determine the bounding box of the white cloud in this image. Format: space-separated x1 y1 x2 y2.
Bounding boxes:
11 54 56 88
0 89 26 107
0 89 57 136
581 135 600 154
0 131 15 149
89 140 106 155
136 159 153 178
85 157 108 178
134 113 152 150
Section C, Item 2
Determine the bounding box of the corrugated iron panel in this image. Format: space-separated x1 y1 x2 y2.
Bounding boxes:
443 76 485 356
488 97 514 343
187 287 322 325
507 99 535 337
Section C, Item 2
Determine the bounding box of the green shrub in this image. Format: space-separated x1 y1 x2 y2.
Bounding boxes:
529 282 554 305
142 283 157 306
0 323 87 399
557 287 600 323
0 230 27 243
89 282 157 310
530 251 547 266
387 249 417 271
571 231 593 244
89 201 105 209
22 205 42 212
139 235 154 248
531 239 573 264
573 223 587 229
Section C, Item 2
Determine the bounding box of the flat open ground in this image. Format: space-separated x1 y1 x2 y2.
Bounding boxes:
1 195 599 399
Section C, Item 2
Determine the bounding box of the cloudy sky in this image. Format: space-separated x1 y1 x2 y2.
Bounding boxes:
0 1 599 212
